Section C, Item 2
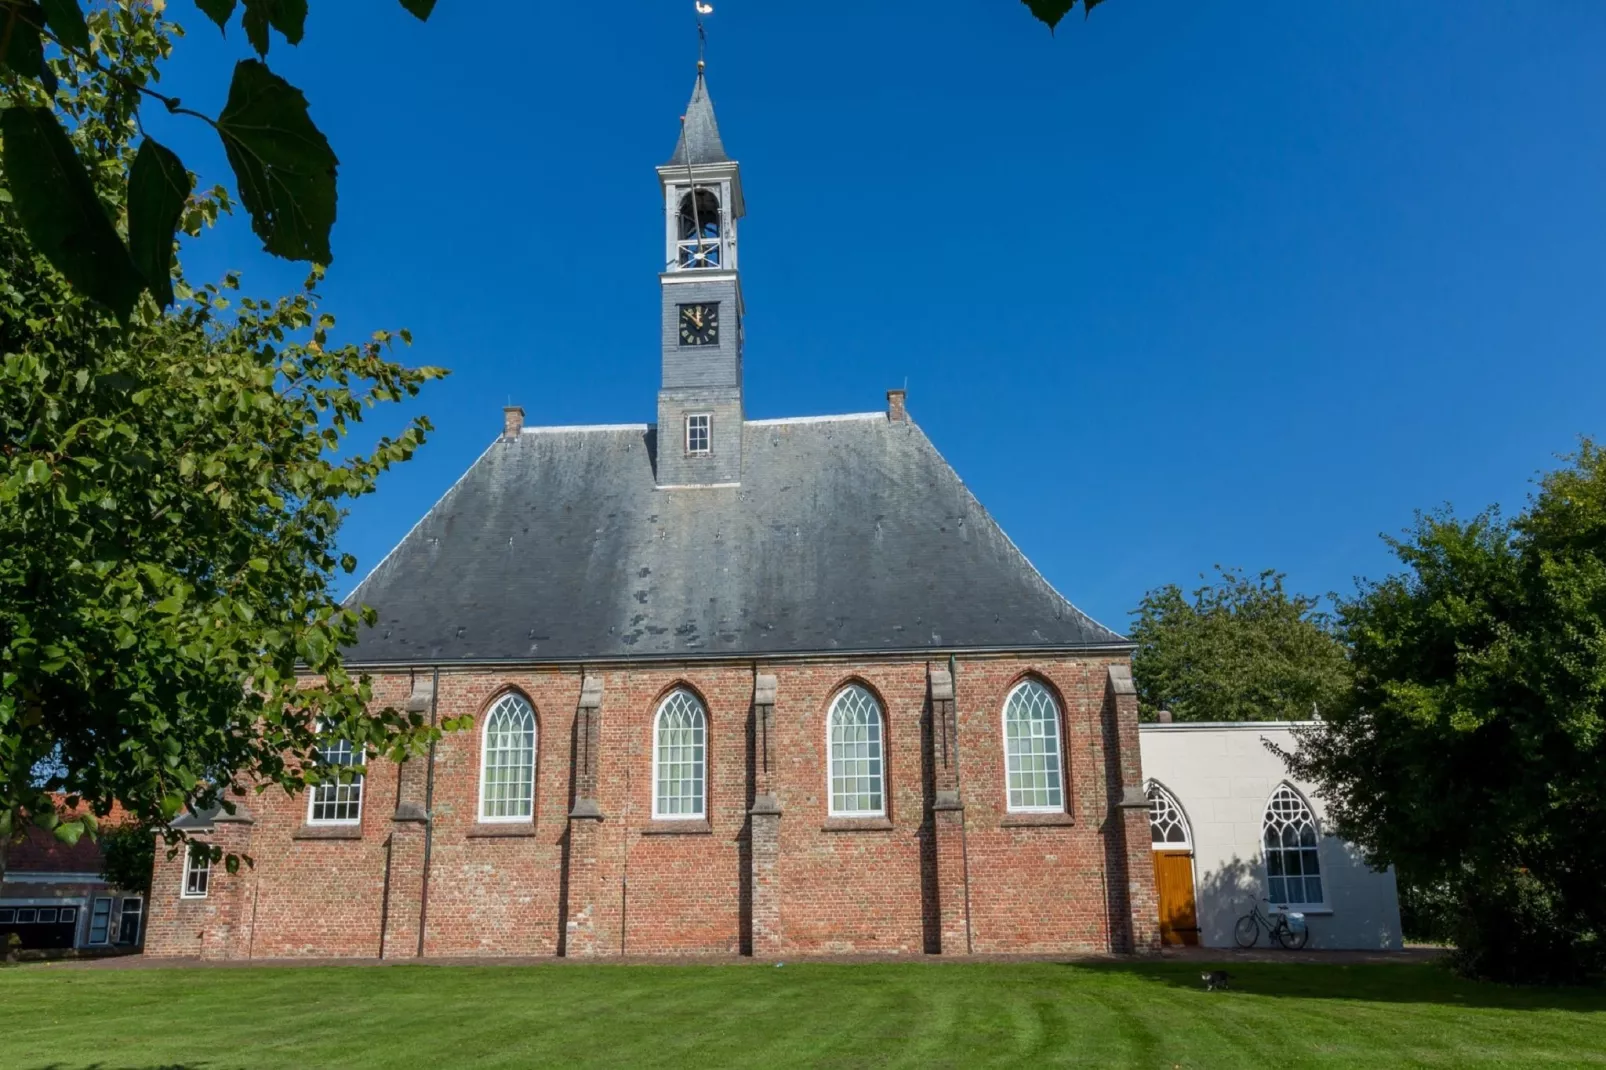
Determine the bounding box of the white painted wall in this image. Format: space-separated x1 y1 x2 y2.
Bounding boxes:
1138 722 1403 951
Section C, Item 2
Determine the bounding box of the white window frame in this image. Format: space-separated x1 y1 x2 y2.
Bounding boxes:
826 684 886 818
478 693 538 823
88 896 113 943
685 413 712 456
117 897 144 945
1145 780 1193 849
1002 679 1067 813
1262 783 1327 909
181 850 210 900
306 732 364 826
651 689 708 821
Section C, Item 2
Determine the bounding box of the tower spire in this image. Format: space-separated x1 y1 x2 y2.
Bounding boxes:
667 4 728 167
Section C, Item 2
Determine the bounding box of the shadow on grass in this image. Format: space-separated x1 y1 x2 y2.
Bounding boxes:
1068 959 1606 1012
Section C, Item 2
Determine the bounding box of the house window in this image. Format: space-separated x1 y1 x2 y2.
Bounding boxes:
1263 784 1324 907
307 734 364 824
58 907 76 924
1147 781 1191 848
0 909 13 924
479 693 537 821
118 898 144 945
653 689 707 819
88 898 111 943
182 849 211 899
16 908 36 924
828 684 885 817
1003 679 1065 812
37 908 57 924
685 413 711 455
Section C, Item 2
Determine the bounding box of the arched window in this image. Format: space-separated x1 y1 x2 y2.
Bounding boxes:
677 188 722 268
479 693 537 821
1146 781 1191 848
1263 784 1324 906
827 684 885 817
653 689 707 819
1003 679 1065 812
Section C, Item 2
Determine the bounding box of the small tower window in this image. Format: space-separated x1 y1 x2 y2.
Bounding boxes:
677 188 722 269
685 413 711 455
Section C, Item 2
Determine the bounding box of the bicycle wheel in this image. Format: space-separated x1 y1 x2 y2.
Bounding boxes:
1233 915 1259 948
1277 922 1309 950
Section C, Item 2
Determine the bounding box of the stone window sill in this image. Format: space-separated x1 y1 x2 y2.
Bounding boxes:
293 823 363 840
641 820 712 836
465 823 539 839
822 817 894 832
1000 812 1076 829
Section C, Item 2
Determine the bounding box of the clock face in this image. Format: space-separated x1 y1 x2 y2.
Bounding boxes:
678 303 719 346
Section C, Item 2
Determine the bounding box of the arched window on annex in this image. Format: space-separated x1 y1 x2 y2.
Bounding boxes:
826 683 886 818
1145 780 1192 850
676 188 723 269
1001 677 1067 813
653 687 708 820
1263 783 1324 907
478 692 537 822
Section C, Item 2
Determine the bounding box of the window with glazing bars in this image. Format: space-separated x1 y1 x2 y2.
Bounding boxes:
685 413 711 455
653 690 706 819
307 735 363 824
1003 680 1065 812
480 693 537 821
1263 785 1324 906
181 850 210 898
828 685 885 816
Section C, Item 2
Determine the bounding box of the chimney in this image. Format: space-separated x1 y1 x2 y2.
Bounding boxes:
1157 709 1174 724
502 405 524 442
886 388 907 423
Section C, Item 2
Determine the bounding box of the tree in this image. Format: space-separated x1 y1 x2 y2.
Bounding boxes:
100 819 154 895
1 2 461 882
1128 567 1352 723
1022 0 1108 30
0 0 433 318
1284 444 1606 983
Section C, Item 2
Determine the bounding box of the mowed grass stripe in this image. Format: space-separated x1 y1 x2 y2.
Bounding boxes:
0 960 1602 1069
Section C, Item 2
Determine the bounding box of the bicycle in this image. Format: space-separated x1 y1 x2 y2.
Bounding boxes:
1233 899 1310 949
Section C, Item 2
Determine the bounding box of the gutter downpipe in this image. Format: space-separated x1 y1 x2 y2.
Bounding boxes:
416 665 440 959
951 652 973 955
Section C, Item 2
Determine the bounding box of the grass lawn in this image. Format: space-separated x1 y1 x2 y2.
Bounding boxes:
2 958 1602 1069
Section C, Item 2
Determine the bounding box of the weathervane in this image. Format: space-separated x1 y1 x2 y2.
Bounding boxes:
696 2 713 68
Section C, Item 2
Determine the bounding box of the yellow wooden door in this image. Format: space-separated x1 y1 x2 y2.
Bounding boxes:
1152 850 1200 946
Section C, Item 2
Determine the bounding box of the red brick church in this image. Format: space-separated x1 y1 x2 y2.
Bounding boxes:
145 62 1159 960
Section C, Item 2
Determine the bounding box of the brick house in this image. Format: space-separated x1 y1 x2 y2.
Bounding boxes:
2 799 144 952
144 64 1159 960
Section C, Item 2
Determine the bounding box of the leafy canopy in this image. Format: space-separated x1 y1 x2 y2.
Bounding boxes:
1128 567 1353 723
1284 444 1606 983
0 0 431 318
1 1 456 869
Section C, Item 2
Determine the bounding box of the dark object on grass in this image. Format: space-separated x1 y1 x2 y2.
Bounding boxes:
1201 970 1231 991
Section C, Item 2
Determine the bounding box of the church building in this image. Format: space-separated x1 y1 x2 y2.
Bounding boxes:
144 62 1161 960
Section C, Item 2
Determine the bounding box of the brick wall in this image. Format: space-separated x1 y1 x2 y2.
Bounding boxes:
145 653 1158 959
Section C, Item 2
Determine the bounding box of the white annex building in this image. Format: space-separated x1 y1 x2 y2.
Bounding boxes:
1138 722 1404 951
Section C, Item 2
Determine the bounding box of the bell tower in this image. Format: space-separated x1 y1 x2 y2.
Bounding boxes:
655 60 746 488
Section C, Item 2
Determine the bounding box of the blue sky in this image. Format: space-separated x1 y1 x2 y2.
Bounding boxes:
149 1 1606 633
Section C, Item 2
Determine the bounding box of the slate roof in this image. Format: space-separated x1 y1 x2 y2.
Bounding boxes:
343 414 1128 665
665 69 729 167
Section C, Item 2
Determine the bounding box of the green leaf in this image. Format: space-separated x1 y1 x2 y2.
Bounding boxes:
240 0 306 57
1 107 146 319
54 819 85 846
398 0 435 19
0 2 46 82
128 137 193 308
1022 0 1076 30
193 0 237 30
216 60 338 265
39 0 89 52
